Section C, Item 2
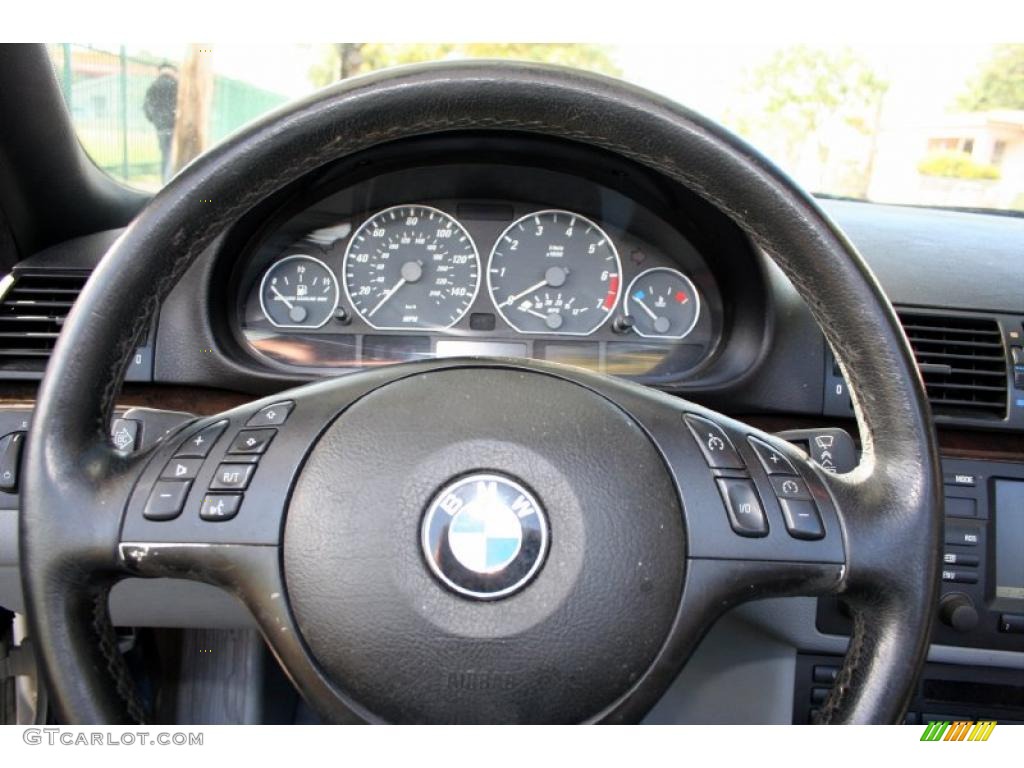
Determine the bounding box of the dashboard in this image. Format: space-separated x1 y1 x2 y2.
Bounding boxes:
228 136 746 386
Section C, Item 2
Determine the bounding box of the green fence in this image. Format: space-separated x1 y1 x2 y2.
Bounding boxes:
48 44 287 191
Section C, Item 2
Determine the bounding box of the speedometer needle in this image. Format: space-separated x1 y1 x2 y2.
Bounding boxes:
367 278 407 318
271 285 295 310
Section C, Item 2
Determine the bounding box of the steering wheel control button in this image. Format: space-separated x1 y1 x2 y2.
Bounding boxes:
227 428 276 455
110 418 140 452
778 498 825 540
246 401 294 427
747 437 797 476
715 478 769 537
175 420 228 458
684 414 744 470
0 431 25 492
209 463 256 491
143 480 191 521
421 473 549 600
200 494 243 522
770 475 812 501
160 457 203 481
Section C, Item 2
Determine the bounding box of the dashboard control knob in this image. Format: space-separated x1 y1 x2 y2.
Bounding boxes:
939 593 979 633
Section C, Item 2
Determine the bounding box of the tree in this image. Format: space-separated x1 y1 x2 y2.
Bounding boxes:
736 46 888 192
958 44 1024 111
171 44 214 174
309 43 620 87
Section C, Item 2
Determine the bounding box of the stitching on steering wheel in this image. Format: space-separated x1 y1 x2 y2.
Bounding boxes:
91 587 147 724
815 607 867 724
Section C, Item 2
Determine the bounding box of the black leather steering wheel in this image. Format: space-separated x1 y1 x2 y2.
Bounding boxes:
21 61 941 724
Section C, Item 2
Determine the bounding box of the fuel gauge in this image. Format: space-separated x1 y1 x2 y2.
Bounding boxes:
624 267 701 339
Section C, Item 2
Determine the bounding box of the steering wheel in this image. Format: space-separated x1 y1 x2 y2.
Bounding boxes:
21 62 941 724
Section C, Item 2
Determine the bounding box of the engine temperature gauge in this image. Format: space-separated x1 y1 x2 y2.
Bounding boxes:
624 267 701 339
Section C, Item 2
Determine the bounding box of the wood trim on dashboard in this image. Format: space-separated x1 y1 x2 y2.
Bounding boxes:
1 384 1021 462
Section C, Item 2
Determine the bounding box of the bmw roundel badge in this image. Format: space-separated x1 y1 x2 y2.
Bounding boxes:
421 473 549 600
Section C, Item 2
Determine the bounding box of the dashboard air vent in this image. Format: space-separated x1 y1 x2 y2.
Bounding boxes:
0 272 89 372
897 311 1008 420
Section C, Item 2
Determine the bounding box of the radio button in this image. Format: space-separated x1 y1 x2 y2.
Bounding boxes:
941 568 978 584
944 526 980 547
942 552 979 567
998 614 1024 634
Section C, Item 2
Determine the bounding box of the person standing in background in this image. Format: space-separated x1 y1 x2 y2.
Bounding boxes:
143 63 178 182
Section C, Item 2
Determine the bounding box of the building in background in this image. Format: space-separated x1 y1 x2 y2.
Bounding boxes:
869 110 1024 210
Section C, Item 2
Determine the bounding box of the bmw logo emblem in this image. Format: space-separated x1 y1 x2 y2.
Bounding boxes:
421 473 549 600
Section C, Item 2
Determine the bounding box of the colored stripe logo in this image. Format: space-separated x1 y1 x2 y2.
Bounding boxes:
920 720 996 741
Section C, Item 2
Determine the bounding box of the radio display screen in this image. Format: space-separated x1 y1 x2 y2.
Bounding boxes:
994 480 1024 600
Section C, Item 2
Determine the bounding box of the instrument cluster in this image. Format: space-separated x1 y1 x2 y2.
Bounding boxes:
235 168 723 383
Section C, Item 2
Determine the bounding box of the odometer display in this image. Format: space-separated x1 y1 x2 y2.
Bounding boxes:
488 210 621 336
343 205 480 330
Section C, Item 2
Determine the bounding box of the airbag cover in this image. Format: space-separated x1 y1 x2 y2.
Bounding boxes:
283 367 685 723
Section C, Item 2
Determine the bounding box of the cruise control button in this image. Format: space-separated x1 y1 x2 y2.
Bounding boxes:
778 498 825 540
246 401 294 427
175 420 228 458
200 494 242 522
770 475 812 500
685 415 744 470
716 478 769 537
160 457 203 481
144 481 191 521
209 463 256 490
748 437 797 476
227 429 276 456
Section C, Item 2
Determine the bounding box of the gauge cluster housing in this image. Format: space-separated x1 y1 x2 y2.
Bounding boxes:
221 133 771 389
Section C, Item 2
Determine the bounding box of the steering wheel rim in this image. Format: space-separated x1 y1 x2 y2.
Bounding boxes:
21 60 941 724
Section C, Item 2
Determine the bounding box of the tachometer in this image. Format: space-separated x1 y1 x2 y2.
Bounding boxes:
488 210 621 335
259 254 339 329
343 205 480 330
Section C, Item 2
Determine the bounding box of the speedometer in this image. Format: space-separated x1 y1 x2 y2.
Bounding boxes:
488 210 621 336
343 205 480 330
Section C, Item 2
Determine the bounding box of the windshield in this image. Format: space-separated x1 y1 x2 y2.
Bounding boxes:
48 43 1024 212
